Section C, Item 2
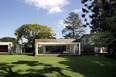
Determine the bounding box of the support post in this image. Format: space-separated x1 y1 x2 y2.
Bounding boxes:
79 43 81 55
36 43 38 55
74 45 76 54
35 42 38 56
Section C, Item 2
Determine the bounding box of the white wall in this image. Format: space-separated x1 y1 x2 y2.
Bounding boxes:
0 42 22 54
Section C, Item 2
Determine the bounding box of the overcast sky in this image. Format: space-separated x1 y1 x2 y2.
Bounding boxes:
0 0 90 39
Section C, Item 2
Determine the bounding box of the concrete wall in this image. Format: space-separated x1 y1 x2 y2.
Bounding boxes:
11 43 22 54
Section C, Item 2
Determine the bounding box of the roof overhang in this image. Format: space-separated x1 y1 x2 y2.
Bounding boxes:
37 42 80 45
0 42 13 45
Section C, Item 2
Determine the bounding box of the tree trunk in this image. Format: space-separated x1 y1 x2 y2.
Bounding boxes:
72 24 75 39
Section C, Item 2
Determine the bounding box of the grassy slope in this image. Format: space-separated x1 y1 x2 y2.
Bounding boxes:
0 55 116 77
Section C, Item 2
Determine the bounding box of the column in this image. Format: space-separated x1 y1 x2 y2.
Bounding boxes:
36 43 38 55
74 44 76 54
79 43 81 55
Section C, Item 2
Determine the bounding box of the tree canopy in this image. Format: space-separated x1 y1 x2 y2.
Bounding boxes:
81 0 116 34
14 24 55 44
89 32 113 47
62 12 85 39
0 37 17 43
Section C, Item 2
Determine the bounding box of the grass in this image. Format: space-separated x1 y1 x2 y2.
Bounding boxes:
0 55 116 77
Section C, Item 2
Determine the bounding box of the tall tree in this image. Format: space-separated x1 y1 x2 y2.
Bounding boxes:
14 24 55 44
62 12 85 39
81 0 116 34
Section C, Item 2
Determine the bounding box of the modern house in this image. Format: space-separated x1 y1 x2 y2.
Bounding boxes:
35 39 81 56
0 42 22 55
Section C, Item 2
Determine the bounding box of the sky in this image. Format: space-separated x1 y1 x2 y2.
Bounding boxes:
0 0 90 39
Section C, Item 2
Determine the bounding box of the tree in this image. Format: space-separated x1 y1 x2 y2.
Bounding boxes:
81 34 94 54
89 32 114 56
81 0 116 33
81 34 90 45
81 0 116 56
0 37 17 43
14 24 54 45
62 12 85 39
89 32 113 47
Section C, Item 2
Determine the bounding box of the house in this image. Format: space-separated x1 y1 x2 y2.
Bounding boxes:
0 42 22 55
35 39 81 56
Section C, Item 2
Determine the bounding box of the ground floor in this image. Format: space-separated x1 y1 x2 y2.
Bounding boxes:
35 39 81 56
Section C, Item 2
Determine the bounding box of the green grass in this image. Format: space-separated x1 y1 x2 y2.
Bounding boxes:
0 55 116 77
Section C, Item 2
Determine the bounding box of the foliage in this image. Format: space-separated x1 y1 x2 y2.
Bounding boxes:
89 32 113 47
62 12 85 39
0 37 17 43
81 0 116 34
81 0 116 56
110 39 116 55
35 31 53 39
81 34 94 53
82 44 94 53
81 34 90 45
14 24 54 44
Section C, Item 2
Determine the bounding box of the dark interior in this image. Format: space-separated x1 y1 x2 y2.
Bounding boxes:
0 45 8 52
46 46 66 53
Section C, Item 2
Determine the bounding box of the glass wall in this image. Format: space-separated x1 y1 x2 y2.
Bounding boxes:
45 45 66 54
38 45 43 54
37 44 76 54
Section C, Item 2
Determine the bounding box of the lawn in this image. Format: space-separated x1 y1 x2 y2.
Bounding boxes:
0 55 116 77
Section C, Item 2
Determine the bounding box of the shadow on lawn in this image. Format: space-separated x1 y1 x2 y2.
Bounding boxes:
59 56 116 77
12 61 51 66
1 56 116 77
0 60 69 77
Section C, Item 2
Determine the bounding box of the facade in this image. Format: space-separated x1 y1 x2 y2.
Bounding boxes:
35 39 81 56
0 42 22 55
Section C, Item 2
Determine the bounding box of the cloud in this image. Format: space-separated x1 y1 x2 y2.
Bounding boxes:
58 19 66 28
73 8 82 13
23 0 69 14
49 7 62 14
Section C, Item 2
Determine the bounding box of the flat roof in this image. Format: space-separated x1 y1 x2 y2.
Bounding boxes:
35 39 80 43
37 42 79 45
